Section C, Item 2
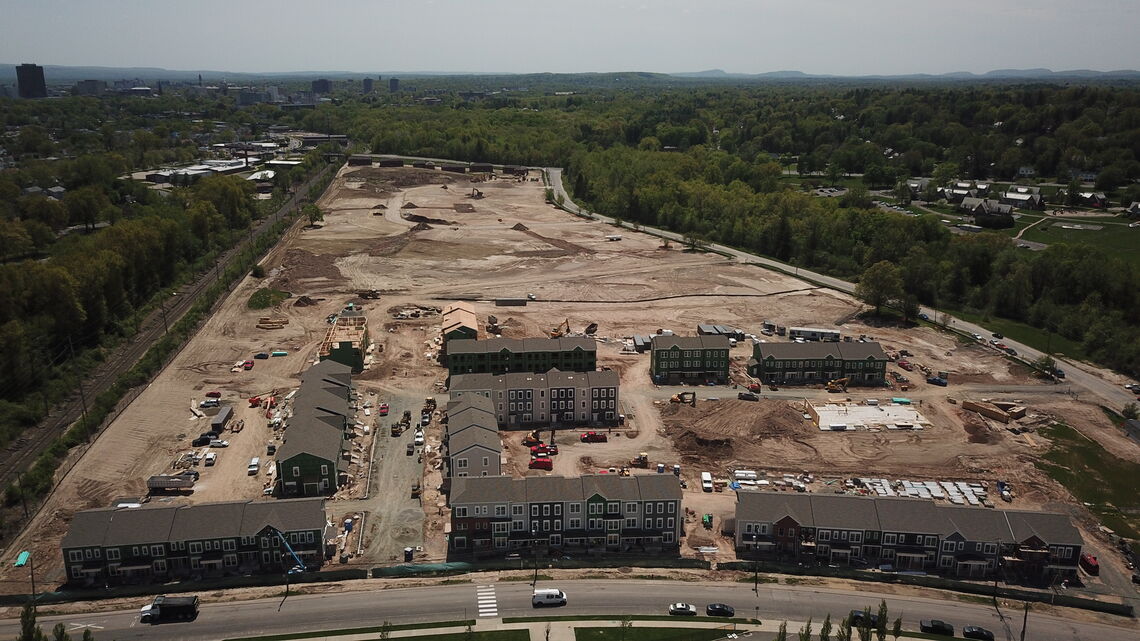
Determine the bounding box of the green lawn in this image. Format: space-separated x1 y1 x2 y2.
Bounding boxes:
224 620 477 641
945 308 1085 362
247 287 290 309
1021 219 1140 267
1035 422 1140 539
415 632 529 641
575 627 731 641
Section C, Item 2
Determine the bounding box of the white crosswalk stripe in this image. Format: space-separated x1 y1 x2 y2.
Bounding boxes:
475 584 498 617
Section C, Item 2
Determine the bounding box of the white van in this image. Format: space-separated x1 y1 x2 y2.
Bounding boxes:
531 589 567 607
247 457 260 475
204 452 217 466
701 472 714 492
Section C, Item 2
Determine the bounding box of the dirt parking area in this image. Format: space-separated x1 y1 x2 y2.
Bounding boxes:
4 164 1135 592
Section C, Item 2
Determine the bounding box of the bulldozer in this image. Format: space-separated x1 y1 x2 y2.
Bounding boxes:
629 452 649 468
669 392 696 406
548 318 571 338
825 377 850 393
522 430 543 446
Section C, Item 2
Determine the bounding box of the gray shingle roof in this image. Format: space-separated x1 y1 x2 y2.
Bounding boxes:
449 476 525 504
1006 511 1082 547
61 499 326 550
650 335 730 351
449 426 501 455
735 491 815 526
808 494 882 531
278 363 352 465
446 336 595 355
756 342 886 361
449 370 617 396
448 474 680 506
301 359 352 387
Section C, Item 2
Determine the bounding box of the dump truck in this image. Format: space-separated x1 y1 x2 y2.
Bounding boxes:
630 453 649 468
140 595 199 624
147 471 199 492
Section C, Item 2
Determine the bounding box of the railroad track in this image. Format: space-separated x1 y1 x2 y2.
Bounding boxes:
0 164 334 495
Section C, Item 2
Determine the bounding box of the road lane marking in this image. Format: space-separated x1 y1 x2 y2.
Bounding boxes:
475 585 498 617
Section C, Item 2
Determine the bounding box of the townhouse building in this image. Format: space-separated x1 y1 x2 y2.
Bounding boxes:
449 369 620 428
444 394 502 480
734 492 1081 582
649 335 730 384
445 337 596 377
276 360 353 497
61 498 326 586
747 341 887 385
448 474 682 557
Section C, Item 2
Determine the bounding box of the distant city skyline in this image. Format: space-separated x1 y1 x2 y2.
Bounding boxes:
1 0 1138 76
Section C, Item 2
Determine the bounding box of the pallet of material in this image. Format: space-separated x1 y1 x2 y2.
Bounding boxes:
257 323 285 330
259 317 290 324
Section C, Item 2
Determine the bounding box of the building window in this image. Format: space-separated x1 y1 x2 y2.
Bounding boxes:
457 458 468 469
543 505 550 516
569 518 581 529
454 507 468 517
569 503 582 514
151 545 164 557
850 532 861 543
189 542 203 554
942 541 956 553
625 502 638 513
554 504 562 516
925 536 937 548
495 505 507 517
984 543 997 555
819 530 831 541
883 533 897 545
68 550 83 562
513 505 524 516
292 466 301 478
532 505 540 516
106 548 120 560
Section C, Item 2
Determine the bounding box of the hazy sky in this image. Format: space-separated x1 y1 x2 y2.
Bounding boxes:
2 0 1138 75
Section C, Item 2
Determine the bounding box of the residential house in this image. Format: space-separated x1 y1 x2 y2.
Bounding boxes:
441 302 478 342
318 310 369 373
445 337 596 377
1017 166 1037 177
747 342 887 385
61 498 327 586
734 492 1081 582
906 178 931 198
444 395 501 480
1001 186 1045 210
449 369 620 428
649 335 730 384
448 474 682 557
276 360 352 497
960 197 1014 228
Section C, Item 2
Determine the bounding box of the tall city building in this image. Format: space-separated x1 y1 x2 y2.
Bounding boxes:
311 78 332 94
362 77 373 93
388 77 399 92
16 63 47 99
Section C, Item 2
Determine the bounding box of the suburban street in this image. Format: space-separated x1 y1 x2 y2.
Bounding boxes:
1 579 1134 641
544 168 1138 412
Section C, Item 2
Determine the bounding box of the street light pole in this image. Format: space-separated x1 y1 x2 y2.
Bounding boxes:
532 528 539 587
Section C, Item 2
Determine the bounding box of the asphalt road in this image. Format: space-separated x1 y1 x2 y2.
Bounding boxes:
544 168 1137 413
2 580 1133 641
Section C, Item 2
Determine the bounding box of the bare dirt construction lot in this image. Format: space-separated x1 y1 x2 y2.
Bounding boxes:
3 164 1138 595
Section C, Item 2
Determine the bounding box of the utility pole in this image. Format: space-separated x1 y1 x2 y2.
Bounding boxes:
159 295 169 335
531 528 539 587
68 337 90 425
1018 602 1028 641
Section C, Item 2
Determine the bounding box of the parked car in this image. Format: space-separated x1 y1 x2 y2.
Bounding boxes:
247 457 260 475
242 360 255 370
963 626 994 640
208 440 229 448
920 620 954 636
737 392 759 401
1005 347 1018 356
414 430 425 446
379 403 390 416
918 313 930 321
406 443 414 456
420 413 431 426
192 435 212 447
254 352 270 359
205 390 222 398
580 431 608 443
972 333 983 341
705 603 735 617
848 611 879 627
926 376 948 387
530 444 559 456
992 333 1003 339
668 603 697 616
529 457 553 471
199 399 219 408
204 452 217 466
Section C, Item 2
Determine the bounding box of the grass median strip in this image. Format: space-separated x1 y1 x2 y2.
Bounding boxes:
503 615 761 624
224 619 475 641
575 627 740 641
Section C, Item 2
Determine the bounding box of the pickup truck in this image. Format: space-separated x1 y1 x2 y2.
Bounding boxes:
140 595 199 624
926 376 949 387
580 431 608 443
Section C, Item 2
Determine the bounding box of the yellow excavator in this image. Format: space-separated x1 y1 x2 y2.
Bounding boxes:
669 392 697 406
826 377 850 393
548 318 571 338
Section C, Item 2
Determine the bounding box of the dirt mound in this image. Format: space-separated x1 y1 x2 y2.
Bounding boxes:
372 204 387 210
453 203 476 213
403 213 454 225
401 202 418 209
411 222 433 231
673 430 733 460
293 295 317 307
271 249 345 289
511 223 529 231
